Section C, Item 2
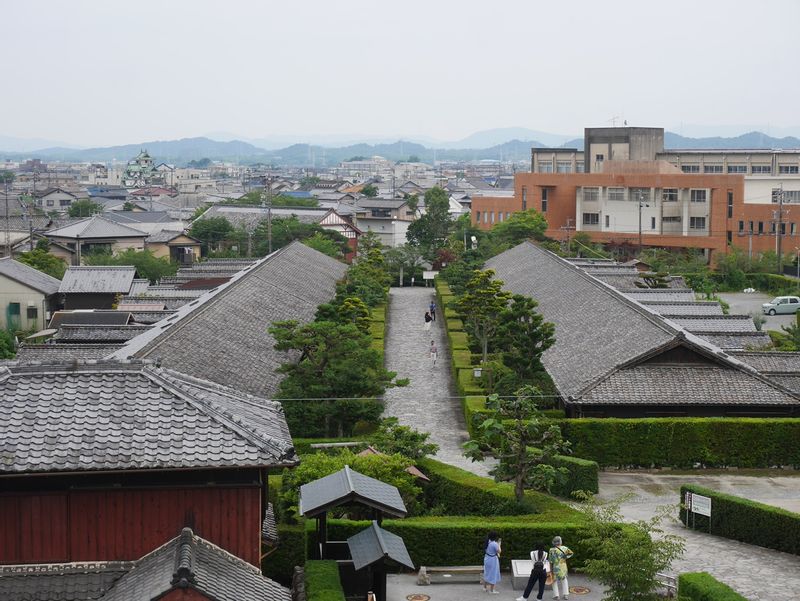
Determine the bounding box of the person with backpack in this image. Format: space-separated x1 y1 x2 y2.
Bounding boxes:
516 542 549 601
482 531 501 593
548 536 574 600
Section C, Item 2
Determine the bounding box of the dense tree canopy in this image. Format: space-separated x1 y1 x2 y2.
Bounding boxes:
17 247 67 280
68 199 105 218
406 186 452 257
490 209 548 246
83 249 177 283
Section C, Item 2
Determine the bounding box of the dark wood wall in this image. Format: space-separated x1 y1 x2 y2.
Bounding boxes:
0 486 262 566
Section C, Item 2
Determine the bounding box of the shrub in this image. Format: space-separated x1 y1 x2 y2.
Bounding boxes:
457 368 484 396
559 418 800 468
678 572 748 600
548 454 600 497
449 331 470 350
446 318 464 332
305 560 346 601
262 522 307 586
680 485 800 555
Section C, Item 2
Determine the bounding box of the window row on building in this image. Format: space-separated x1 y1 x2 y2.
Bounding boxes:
580 213 707 230
737 220 798 235
474 210 513 224
580 187 708 203
679 164 799 175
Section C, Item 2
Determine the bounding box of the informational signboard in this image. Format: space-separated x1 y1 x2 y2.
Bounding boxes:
423 270 439 280
692 494 711 517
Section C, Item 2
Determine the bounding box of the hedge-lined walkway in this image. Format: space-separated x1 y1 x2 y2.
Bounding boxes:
382 287 490 476
600 472 800 600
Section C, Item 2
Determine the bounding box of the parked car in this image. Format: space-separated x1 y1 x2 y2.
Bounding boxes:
762 296 800 315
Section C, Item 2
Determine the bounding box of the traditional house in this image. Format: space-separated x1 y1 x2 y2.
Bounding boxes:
487 242 800 417
59 266 137 309
110 241 348 398
45 215 148 264
0 360 297 567
0 257 61 331
145 230 202 264
32 187 82 213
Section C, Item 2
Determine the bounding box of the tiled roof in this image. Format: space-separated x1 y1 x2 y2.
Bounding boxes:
109 242 348 398
666 315 756 333
729 352 800 374
686 331 772 351
623 289 697 302
102 528 291 601
50 310 132 328
145 229 193 243
299 465 407 518
347 522 414 571
53 324 152 342
0 257 61 294
59 266 136 294
640 301 724 316
117 296 194 310
580 364 798 405
0 529 290 601
128 310 176 324
0 361 297 474
0 562 133 600
15 343 123 362
45 215 148 240
128 278 150 295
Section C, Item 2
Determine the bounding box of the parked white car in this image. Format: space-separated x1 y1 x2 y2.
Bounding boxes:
762 296 800 315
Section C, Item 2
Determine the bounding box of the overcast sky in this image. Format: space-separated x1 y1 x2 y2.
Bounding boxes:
3 0 799 147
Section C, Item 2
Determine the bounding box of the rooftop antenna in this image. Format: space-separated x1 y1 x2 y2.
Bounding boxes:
608 116 621 127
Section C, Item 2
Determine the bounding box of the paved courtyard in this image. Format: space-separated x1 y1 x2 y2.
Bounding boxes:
382 287 490 476
599 471 800 600
718 291 798 332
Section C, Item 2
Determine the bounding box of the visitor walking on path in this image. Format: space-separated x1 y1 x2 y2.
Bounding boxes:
548 536 573 600
429 340 438 366
424 311 432 331
429 300 436 321
482 531 501 594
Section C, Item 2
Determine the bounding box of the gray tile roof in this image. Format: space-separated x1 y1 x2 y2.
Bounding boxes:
53 324 152 342
128 278 150 295
729 352 800 374
59 266 136 294
128 310 176 324
299 465 407 518
0 561 133 600
0 360 297 474
109 242 348 398
666 315 757 333
0 257 61 295
763 374 800 393
117 296 194 310
15 343 123 362
684 331 772 351
145 229 191 243
486 242 797 406
102 528 291 601
623 289 697 302
580 364 799 406
50 310 132 328
640 301 724 316
45 215 149 240
347 522 414 571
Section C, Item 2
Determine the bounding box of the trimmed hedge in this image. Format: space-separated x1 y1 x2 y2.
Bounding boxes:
457 367 484 396
262 522 307 586
549 454 600 497
446 318 464 332
305 560 346 601
560 418 800 468
680 485 800 555
449 331 470 350
678 572 748 601
417 457 583 520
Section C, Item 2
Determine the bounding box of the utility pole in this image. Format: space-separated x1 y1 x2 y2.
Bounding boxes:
636 189 646 255
261 177 273 254
560 218 575 253
776 185 786 274
29 171 38 251
4 179 10 258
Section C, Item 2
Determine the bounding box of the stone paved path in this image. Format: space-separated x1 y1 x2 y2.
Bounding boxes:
382 287 490 476
599 471 800 600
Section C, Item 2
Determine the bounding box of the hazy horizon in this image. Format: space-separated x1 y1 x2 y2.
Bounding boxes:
2 0 799 147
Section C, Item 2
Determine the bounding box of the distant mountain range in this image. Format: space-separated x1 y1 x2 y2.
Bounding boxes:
2 129 800 168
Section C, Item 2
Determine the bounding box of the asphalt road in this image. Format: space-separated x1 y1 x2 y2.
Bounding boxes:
717 291 798 332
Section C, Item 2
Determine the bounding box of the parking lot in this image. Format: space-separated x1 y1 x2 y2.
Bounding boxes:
718 291 798 332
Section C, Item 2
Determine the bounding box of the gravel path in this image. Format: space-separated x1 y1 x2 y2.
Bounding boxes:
598 471 800 600
382 287 490 476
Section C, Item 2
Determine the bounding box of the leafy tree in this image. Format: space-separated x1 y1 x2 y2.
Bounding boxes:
345 156 366 162
279 450 421 521
68 199 105 218
187 157 212 168
270 319 407 436
406 186 452 256
384 243 424 286
299 175 321 188
83 249 177 283
232 190 318 207
779 322 800 351
407 155 421 163
357 231 385 256
405 193 420 216
337 296 371 334
0 170 14 184
464 386 570 501
189 216 235 252
303 231 343 258
361 183 379 197
254 216 348 258
494 294 555 385
454 269 512 364
635 272 672 289
491 209 547 246
17 248 67 279
579 494 685 601
369 417 439 460
337 250 391 306
0 329 16 359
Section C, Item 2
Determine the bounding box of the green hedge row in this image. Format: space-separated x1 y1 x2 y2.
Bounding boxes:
560 418 800 468
305 560 346 601
548 453 600 497
678 572 748 600
416 457 582 520
262 522 308 586
370 303 387 362
680 485 800 555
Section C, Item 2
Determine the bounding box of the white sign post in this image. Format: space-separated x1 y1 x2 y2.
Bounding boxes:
691 494 712 517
